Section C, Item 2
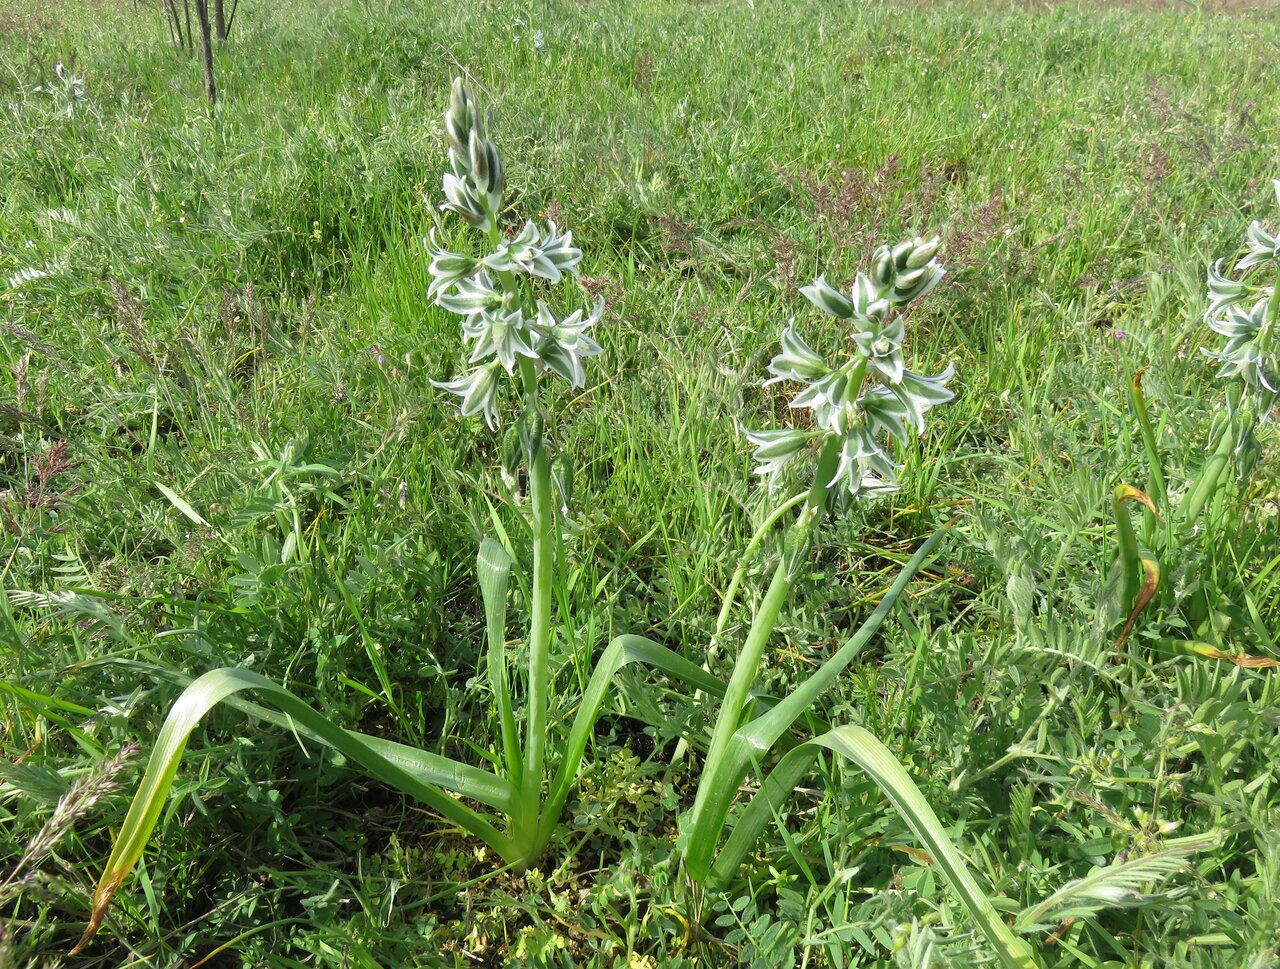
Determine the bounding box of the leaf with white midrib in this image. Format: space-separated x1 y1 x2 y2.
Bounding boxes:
1015 836 1217 931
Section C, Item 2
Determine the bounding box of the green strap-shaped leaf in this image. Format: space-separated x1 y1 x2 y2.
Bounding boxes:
78 658 517 811
1128 370 1168 514
683 526 948 883
478 538 521 783
708 743 821 889
535 634 729 851
73 668 519 954
814 726 1040 969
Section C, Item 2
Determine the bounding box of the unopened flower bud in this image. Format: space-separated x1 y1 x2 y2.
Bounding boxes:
871 246 894 287
446 79 475 156
520 406 545 458
905 236 941 269
894 266 927 292
800 276 855 319
485 140 504 200
892 264 945 303
469 129 490 191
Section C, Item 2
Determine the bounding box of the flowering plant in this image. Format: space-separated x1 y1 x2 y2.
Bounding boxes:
1108 180 1280 665
566 238 1035 967
671 244 1032 969
75 77 616 952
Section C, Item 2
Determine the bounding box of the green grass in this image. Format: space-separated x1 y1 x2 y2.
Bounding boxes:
3 0 1280 965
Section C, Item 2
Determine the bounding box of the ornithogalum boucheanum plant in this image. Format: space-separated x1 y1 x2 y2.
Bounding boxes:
689 245 1034 969
570 239 1039 968
424 77 610 866
1109 179 1280 667
74 77 613 953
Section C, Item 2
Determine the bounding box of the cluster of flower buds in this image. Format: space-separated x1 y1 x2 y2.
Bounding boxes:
1203 180 1280 400
441 79 505 232
746 236 954 500
429 80 603 430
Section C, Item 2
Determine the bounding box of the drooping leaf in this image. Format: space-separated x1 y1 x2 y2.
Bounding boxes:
73 668 519 954
815 726 1039 969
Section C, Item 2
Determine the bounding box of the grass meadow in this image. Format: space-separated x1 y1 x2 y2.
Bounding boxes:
2 0 1280 965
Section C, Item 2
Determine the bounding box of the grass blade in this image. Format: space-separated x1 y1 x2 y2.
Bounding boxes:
153 480 210 527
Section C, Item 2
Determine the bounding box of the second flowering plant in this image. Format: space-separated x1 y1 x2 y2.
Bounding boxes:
566 238 1038 968
1108 180 1280 666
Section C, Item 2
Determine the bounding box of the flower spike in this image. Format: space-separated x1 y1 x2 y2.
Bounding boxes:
429 79 605 428
748 236 954 501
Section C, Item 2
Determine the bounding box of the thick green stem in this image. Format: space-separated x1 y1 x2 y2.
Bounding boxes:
516 357 555 860
683 432 842 882
485 212 550 858
666 490 811 776
1181 414 1235 527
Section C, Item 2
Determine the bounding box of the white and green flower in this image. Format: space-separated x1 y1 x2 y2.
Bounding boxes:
828 425 900 499
1238 181 1280 271
531 299 604 387
850 314 906 383
1204 296 1279 394
437 271 504 318
431 362 503 430
744 427 816 477
485 221 582 283
463 307 538 372
749 236 954 501
1206 258 1253 318
425 230 480 299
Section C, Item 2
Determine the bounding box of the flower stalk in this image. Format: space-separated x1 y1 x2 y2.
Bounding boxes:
682 236 956 885
428 80 605 864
